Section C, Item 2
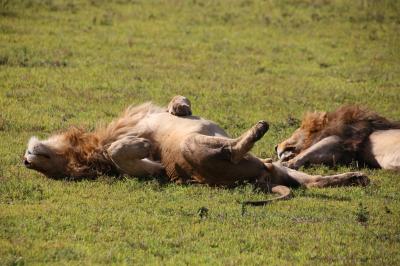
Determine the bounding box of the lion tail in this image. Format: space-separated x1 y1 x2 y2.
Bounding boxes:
242 185 293 206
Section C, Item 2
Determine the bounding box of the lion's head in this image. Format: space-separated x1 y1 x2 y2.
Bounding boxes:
24 135 70 179
276 105 400 161
23 103 161 179
276 111 328 161
24 127 114 179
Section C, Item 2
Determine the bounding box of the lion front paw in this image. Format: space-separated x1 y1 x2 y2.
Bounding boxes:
280 159 299 169
167 95 192 116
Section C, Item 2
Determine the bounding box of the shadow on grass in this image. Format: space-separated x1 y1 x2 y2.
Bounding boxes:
298 191 351 202
47 172 354 202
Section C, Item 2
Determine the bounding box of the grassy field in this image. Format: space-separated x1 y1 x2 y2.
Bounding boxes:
1 0 400 264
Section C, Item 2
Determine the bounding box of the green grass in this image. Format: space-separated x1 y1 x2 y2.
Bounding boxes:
1 0 400 264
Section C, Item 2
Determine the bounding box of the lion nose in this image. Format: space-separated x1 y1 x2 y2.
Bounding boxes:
274 145 278 153
23 157 30 166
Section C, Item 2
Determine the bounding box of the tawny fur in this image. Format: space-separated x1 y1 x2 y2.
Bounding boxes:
24 97 370 204
277 105 400 170
26 103 162 179
301 105 400 152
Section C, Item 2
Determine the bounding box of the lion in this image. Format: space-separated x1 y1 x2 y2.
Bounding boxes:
24 96 369 205
276 105 400 170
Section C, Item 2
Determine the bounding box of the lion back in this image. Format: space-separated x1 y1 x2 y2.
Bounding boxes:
321 105 400 152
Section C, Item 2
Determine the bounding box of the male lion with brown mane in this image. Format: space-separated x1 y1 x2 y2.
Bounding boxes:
24 96 369 205
276 105 400 171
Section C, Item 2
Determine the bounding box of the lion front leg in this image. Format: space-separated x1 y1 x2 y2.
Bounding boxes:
283 136 345 169
180 121 269 186
106 135 164 177
167 95 192 116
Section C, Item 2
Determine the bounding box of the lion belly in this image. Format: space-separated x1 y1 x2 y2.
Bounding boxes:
368 130 400 170
138 113 229 183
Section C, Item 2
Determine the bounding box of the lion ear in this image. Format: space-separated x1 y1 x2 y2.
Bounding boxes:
28 136 40 151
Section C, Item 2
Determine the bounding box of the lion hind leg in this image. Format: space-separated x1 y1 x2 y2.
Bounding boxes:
305 172 370 188
230 121 269 163
183 120 269 165
268 163 369 188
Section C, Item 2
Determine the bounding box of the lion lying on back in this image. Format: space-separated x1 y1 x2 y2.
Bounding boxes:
24 96 369 204
276 105 400 170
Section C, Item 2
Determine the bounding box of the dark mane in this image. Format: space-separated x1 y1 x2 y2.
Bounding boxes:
301 105 400 152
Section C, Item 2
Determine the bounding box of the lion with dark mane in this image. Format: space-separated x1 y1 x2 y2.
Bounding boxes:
276 105 400 170
24 97 369 205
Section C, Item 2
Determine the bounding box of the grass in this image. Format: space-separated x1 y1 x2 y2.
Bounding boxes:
1 0 400 264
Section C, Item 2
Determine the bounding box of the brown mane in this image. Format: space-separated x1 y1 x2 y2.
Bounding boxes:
301 105 400 152
58 102 163 178
58 127 110 178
